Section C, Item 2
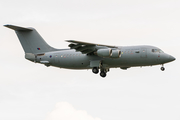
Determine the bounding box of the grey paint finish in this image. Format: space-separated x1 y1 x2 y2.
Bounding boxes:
4 25 175 77
36 46 174 69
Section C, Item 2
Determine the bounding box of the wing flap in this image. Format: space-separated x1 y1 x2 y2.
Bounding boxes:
66 40 118 54
66 40 117 48
81 49 95 54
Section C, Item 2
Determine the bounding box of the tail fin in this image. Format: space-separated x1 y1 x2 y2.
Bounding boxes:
4 24 58 54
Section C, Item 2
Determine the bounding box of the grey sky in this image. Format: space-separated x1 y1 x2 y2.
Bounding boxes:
0 0 180 120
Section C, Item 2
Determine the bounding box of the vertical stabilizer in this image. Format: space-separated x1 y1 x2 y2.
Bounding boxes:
4 24 58 54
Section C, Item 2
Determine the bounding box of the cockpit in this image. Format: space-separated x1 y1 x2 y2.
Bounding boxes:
152 49 164 53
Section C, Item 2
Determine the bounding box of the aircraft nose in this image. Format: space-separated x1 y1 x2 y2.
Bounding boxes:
169 55 176 62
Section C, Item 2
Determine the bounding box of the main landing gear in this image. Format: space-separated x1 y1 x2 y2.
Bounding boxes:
92 67 108 78
100 71 106 78
92 67 99 74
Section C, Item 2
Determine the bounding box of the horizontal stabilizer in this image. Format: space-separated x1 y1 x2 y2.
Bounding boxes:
4 24 33 31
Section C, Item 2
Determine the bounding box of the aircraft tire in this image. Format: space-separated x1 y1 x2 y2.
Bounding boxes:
100 71 106 78
92 67 99 74
161 67 165 71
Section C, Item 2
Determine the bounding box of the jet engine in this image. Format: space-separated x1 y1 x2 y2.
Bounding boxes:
25 53 35 62
96 48 112 57
110 50 121 58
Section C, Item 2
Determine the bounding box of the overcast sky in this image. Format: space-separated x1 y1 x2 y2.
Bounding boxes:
0 0 180 120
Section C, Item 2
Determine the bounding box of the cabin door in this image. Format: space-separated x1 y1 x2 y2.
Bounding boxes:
141 48 147 58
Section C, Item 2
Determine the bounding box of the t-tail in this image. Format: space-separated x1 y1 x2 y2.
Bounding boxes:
4 24 58 62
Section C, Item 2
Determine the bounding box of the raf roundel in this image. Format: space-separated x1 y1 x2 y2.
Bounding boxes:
50 55 52 58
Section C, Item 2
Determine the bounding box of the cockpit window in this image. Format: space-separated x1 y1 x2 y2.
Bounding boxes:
152 49 164 53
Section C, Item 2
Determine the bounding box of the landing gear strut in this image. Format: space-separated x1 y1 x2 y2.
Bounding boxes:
91 61 109 78
92 67 99 74
99 68 109 78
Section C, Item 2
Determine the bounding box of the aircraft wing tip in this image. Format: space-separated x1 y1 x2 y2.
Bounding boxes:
4 24 10 27
66 40 74 42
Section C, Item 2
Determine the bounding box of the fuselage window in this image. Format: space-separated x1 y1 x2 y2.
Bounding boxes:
152 49 164 53
160 50 164 53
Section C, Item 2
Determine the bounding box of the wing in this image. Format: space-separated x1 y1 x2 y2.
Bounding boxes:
66 40 118 54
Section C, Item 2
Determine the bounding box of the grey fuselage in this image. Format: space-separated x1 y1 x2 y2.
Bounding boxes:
33 45 175 70
4 24 175 74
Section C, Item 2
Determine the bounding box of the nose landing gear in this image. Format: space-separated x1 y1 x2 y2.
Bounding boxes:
161 65 165 71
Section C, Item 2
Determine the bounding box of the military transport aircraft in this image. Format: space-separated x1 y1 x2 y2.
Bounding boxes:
4 24 175 78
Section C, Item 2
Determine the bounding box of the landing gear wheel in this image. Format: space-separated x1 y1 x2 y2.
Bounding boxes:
92 67 99 74
161 67 165 71
100 71 106 78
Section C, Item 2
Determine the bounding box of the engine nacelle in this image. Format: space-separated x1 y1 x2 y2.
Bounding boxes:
110 50 121 58
25 53 35 62
96 48 112 57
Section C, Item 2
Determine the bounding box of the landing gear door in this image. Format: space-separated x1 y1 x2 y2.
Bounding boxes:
141 48 147 58
90 60 101 68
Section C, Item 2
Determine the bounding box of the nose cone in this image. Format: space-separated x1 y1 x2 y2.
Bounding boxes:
169 55 176 62
161 54 175 64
